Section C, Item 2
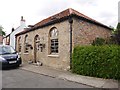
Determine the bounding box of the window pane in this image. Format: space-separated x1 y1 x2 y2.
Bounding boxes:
50 39 58 53
50 28 58 54
50 28 58 38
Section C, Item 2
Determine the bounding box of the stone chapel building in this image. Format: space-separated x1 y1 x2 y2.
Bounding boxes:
16 8 112 70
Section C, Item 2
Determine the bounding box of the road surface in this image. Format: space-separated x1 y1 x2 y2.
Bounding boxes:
2 68 93 88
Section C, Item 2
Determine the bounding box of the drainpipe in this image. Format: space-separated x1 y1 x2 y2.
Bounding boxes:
15 36 17 51
69 17 73 70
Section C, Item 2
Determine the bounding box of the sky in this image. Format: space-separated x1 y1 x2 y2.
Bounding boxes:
118 1 120 22
0 0 119 35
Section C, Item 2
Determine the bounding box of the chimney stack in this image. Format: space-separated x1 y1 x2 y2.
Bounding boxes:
20 16 26 27
21 16 24 21
11 27 14 32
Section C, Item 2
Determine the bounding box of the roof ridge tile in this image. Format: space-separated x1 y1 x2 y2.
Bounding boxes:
16 8 112 36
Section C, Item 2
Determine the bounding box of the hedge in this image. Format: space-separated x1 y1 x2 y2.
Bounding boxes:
72 45 120 80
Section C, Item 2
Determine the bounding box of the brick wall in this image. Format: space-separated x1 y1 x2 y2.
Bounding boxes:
72 17 111 47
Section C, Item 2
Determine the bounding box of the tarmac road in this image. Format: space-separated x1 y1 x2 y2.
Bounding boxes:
2 68 93 88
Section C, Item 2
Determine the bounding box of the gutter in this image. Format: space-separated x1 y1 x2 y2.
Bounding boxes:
68 16 73 70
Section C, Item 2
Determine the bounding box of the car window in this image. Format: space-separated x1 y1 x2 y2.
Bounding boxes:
0 46 16 55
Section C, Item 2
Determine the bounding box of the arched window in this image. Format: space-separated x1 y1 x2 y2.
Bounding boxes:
24 35 28 53
18 37 21 52
49 27 58 54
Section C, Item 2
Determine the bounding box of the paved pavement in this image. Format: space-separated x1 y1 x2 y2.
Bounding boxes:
20 63 119 89
2 69 92 88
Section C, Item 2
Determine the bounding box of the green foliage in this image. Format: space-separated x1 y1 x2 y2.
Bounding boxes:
116 23 120 30
72 45 120 80
92 37 118 45
92 37 106 46
112 23 120 45
106 37 117 45
0 26 5 36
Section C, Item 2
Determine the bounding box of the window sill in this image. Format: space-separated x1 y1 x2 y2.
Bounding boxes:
47 54 59 58
23 53 29 55
19 52 21 54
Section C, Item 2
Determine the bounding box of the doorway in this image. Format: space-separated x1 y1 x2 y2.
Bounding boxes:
34 35 40 63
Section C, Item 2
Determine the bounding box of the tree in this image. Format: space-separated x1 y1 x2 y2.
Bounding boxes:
116 23 120 30
114 23 120 44
0 25 6 36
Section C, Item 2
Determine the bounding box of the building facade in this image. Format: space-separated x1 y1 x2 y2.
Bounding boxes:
0 35 3 44
3 34 10 45
3 16 26 49
16 8 112 70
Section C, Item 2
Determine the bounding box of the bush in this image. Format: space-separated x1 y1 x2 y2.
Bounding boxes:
92 37 118 45
92 37 106 46
114 30 120 45
72 45 120 80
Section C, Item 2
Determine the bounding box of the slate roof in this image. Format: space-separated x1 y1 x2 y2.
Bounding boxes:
16 8 112 36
